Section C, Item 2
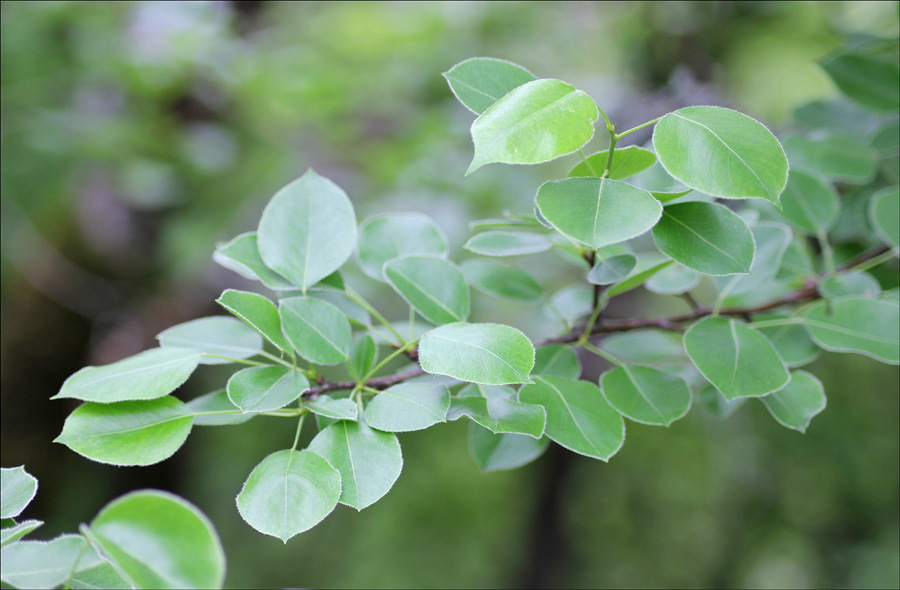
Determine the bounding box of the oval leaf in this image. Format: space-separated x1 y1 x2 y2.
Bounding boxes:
518 376 624 461
187 389 254 426
684 317 789 399
461 259 543 303
419 322 535 385
587 254 637 285
349 335 378 381
226 366 309 414
88 490 225 589
236 450 341 542
653 106 788 203
599 365 691 426
54 397 193 466
801 297 899 364
568 146 657 179
652 201 755 276
535 177 662 249
754 314 820 368
820 271 881 300
302 397 358 421
869 186 899 249
821 52 900 111
448 396 545 438
307 419 402 511
0 467 37 520
467 78 598 174
644 262 700 295
464 231 552 256
532 345 581 380
213 232 294 290
157 317 262 365
53 347 201 403
784 133 877 184
713 222 792 297
779 169 840 234
356 213 447 280
365 382 450 432
280 297 351 365
384 255 469 325
257 169 357 291
761 371 826 433
468 425 549 473
216 289 293 355
443 57 536 114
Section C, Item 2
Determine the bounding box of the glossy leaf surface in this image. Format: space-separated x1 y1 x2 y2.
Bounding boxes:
216 289 293 355
443 57 536 114
227 366 309 413
365 382 450 432
356 213 447 280
419 322 535 384
384 255 469 325
761 371 827 432
157 317 262 365
600 365 691 426
280 297 351 364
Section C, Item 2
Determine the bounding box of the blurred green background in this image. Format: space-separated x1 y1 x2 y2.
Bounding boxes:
1 2 898 588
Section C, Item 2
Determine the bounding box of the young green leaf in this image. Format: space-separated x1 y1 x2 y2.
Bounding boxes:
461 259 543 303
157 317 263 365
257 169 357 292
535 177 662 249
652 201 755 276
0 520 43 547
568 146 657 179
188 389 255 426
784 134 877 184
236 450 341 542
302 397 358 421
869 186 899 249
0 534 89 590
801 297 899 364
587 254 637 285
467 79 598 174
280 296 351 364
761 370 827 433
518 376 625 461
226 366 309 414
52 347 201 403
754 314 820 368
468 425 549 472
356 213 448 281
448 395 546 438
443 57 536 114
55 397 194 466
0 467 37 520
599 365 692 426
684 317 789 399
87 490 226 589
532 345 581 380
384 255 470 325
364 382 450 432
213 232 295 290
820 271 881 299
778 169 840 233
820 52 900 111
463 231 553 256
418 322 535 385
307 418 403 511
653 106 788 204
644 262 700 295
216 289 293 355
349 334 378 381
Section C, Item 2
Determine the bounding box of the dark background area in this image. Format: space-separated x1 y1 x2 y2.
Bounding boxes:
2 2 898 588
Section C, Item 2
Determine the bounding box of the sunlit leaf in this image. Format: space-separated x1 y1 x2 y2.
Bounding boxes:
384 255 469 325
227 366 309 414
568 146 657 179
280 297 351 364
365 382 450 432
0 466 37 519
419 322 535 384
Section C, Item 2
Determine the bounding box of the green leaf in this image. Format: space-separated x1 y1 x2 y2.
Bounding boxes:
226 366 309 413
684 317 789 399
0 520 42 547
651 189 694 204
0 534 88 589
88 490 225 589
461 259 543 303
653 106 788 203
0 467 37 519
187 389 254 426
801 297 899 364
599 365 691 426
467 78 598 174
532 346 581 380
644 262 700 295
216 289 293 355
443 57 536 114
419 322 535 385
714 222 792 297
761 371 827 433
364 382 450 432
52 347 201 403
236 450 341 542
307 419 402 510
468 425 549 472
305 288 370 327
448 394 545 437
469 217 544 231
820 271 882 299
302 397 358 421
784 134 878 184
778 170 840 234
697 384 745 418
535 177 662 249
821 52 900 111
568 146 658 179
257 169 357 292
518 377 624 461
652 201 755 276
55 397 193 466
280 296 351 365
587 254 637 285
157 317 263 365
213 232 294 290
68 558 131 590
869 186 900 249
603 330 685 364
605 255 673 298
754 314 820 368
356 213 448 281
349 335 378 381
384 255 469 325
544 284 593 327
463 231 552 256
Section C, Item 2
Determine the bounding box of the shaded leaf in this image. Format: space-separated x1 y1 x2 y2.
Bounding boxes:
302 397 358 421
532 346 581 380
869 186 899 249
761 371 827 433
821 52 900 111
778 169 840 233
754 314 820 368
468 425 549 472
820 271 881 299
461 259 543 303
784 134 877 184
384 255 469 325
216 289 293 355
213 232 294 290
349 335 378 381
464 231 552 256
443 57 536 114
801 297 899 364
587 254 637 285
448 395 546 438
157 317 262 365
600 365 691 426
356 213 447 280
644 262 700 295
280 297 351 365
188 389 254 426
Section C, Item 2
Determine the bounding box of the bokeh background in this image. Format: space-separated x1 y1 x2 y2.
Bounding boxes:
2 2 898 588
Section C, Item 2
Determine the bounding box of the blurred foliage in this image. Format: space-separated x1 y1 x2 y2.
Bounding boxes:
1 2 898 588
